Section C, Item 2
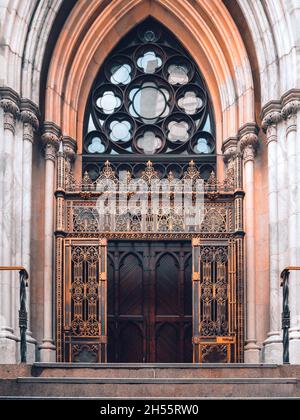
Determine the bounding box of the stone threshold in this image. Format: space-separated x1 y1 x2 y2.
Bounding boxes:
1 396 299 400
33 362 280 369
17 377 299 384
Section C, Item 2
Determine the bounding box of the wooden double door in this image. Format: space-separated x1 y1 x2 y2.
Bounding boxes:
107 241 193 363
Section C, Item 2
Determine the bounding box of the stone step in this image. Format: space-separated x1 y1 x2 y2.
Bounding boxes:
0 376 299 398
1 396 300 400
28 363 300 379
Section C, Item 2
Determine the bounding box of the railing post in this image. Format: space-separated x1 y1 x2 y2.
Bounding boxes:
0 266 29 363
19 269 28 363
281 269 290 364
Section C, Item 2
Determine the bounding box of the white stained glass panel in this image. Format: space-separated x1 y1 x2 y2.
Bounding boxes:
178 91 203 115
111 63 132 85
130 82 169 120
168 64 189 85
110 120 132 142
137 131 162 154
167 121 189 142
194 138 213 154
97 91 121 114
137 51 162 73
88 137 105 153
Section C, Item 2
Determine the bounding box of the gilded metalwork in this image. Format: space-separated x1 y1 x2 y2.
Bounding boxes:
64 159 235 194
55 150 243 363
62 239 107 362
192 241 239 363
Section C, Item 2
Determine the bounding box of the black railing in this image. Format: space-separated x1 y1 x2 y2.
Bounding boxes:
0 266 29 363
280 266 300 364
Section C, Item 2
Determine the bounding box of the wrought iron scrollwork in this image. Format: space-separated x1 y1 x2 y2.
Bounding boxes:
281 268 291 364
0 267 29 363
19 269 29 363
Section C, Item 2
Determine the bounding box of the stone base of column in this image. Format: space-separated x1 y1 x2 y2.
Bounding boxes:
289 329 300 364
263 331 282 363
244 341 261 363
0 334 18 363
39 339 56 362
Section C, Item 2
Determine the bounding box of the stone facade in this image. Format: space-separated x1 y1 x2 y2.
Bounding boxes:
0 0 300 364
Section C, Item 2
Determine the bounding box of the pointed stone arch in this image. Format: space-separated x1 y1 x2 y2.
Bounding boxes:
44 0 256 154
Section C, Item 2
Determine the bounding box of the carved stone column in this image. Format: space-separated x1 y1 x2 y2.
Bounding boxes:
240 124 261 363
0 91 20 362
20 100 39 360
39 123 60 362
262 106 283 363
282 94 300 363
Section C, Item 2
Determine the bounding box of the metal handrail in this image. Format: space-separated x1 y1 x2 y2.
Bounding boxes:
0 266 29 363
280 266 300 364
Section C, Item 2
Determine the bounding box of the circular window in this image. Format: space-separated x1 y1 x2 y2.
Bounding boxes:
84 131 108 154
191 132 215 154
105 113 136 143
134 126 165 154
128 81 171 121
176 85 206 118
93 85 123 117
84 20 215 161
135 45 164 74
106 56 134 85
163 56 194 85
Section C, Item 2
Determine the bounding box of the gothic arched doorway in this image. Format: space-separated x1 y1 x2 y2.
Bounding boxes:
55 19 243 364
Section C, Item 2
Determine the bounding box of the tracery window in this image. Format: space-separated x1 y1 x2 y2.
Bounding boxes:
83 19 216 180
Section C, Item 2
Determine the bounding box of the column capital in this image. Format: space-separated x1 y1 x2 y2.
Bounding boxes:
20 99 40 132
282 100 300 134
239 123 259 161
242 144 256 163
0 94 20 134
222 137 238 164
62 136 77 162
42 122 61 161
262 110 282 132
262 109 282 145
0 86 20 111
21 102 40 144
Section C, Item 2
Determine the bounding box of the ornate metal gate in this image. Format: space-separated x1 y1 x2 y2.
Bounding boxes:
55 152 244 362
62 239 107 362
192 238 238 363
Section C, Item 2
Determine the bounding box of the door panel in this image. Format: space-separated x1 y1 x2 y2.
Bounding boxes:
108 241 192 363
119 322 144 363
184 255 193 315
156 323 179 363
119 254 143 315
156 253 179 315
